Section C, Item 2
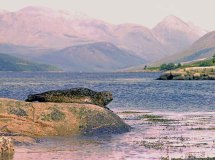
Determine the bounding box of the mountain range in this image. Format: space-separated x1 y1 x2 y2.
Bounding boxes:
0 6 209 71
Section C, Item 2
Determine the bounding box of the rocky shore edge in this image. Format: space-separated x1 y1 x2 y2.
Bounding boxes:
157 67 215 80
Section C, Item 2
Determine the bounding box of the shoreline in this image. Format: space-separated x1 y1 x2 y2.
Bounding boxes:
11 109 215 159
117 109 215 159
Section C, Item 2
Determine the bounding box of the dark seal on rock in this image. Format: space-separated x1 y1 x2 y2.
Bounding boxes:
25 88 113 109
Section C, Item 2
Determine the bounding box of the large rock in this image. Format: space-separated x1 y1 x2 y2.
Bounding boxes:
0 98 130 137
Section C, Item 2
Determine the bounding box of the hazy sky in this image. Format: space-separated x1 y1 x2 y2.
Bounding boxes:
1 0 215 30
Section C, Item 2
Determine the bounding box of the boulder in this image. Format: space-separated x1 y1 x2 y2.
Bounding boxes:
0 98 130 137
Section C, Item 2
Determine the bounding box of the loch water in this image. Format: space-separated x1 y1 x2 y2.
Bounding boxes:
0 72 215 160
0 72 214 112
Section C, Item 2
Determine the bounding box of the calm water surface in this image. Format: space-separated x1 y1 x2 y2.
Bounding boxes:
0 72 215 159
0 72 214 112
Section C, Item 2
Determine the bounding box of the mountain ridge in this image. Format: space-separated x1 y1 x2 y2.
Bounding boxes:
0 6 207 63
153 15 207 55
35 42 146 72
152 30 215 65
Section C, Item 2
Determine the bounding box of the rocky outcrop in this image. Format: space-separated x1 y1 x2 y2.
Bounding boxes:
0 98 130 138
157 67 215 80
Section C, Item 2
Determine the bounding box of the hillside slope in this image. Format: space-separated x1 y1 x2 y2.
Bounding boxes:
36 42 146 72
0 53 60 71
153 31 215 65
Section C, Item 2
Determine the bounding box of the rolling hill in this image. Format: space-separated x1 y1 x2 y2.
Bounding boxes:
36 42 146 72
0 53 60 71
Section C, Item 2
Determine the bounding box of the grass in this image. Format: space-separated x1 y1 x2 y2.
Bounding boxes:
137 114 175 123
181 59 215 68
144 66 160 71
120 111 145 114
146 57 215 72
147 118 174 123
137 114 163 119
137 140 164 150
190 127 215 130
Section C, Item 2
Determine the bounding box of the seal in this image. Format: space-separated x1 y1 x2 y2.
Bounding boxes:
25 88 113 109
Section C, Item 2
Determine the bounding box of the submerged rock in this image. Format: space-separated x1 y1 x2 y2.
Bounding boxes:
0 98 130 137
25 88 113 110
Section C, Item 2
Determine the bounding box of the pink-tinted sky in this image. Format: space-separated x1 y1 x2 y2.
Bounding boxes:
1 0 215 30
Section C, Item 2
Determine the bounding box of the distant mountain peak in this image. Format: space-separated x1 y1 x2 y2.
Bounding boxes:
18 6 55 13
163 15 183 22
154 15 207 37
153 15 207 55
155 15 190 29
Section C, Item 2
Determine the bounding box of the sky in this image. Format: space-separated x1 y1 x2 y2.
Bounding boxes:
0 0 215 30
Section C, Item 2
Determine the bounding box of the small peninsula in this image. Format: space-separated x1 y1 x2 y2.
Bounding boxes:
155 55 215 80
158 66 215 80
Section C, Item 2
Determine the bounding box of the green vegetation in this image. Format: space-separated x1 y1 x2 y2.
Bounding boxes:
138 140 164 150
137 114 163 119
181 59 215 68
121 111 145 114
147 55 215 72
41 108 66 121
145 63 181 71
161 55 215 70
143 66 160 71
50 108 66 121
7 106 28 117
137 114 174 122
147 118 173 123
160 63 181 71
0 53 61 71
213 54 215 63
